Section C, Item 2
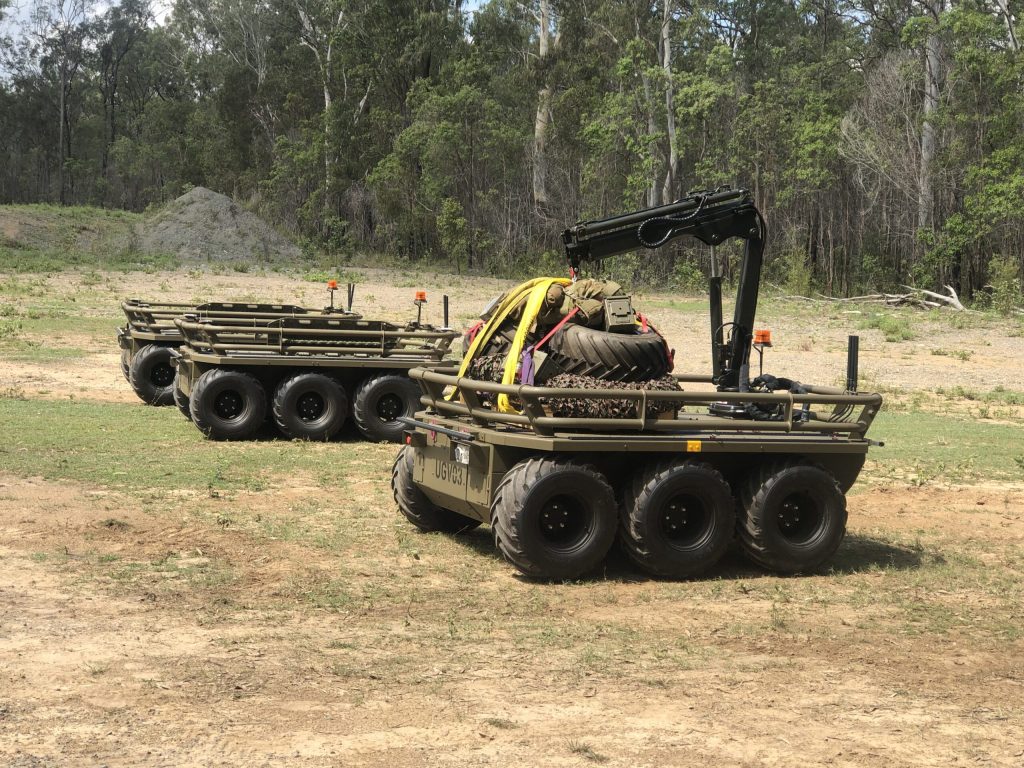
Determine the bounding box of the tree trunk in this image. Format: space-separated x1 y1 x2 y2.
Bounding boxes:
992 0 1019 51
660 0 678 203
918 3 943 234
641 70 659 208
532 0 553 210
58 61 67 205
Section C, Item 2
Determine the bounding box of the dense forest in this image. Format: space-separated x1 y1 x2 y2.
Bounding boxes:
0 0 1021 297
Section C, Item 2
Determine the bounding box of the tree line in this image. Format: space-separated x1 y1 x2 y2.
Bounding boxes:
0 0 1021 299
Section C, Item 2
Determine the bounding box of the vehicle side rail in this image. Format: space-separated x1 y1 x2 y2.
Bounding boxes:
175 317 458 360
120 299 337 335
409 366 882 438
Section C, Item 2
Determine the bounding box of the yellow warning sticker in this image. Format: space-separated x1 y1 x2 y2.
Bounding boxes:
686 440 702 452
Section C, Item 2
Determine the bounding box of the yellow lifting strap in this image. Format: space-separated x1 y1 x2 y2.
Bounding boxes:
450 277 572 414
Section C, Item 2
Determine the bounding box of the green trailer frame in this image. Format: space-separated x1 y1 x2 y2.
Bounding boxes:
173 314 460 443
117 298 359 405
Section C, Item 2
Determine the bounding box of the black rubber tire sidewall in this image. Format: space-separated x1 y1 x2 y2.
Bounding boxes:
119 347 131 382
739 463 847 574
621 461 735 579
545 323 671 382
491 457 617 581
391 446 481 534
173 372 192 421
353 374 421 443
128 344 176 406
272 372 348 441
189 368 267 441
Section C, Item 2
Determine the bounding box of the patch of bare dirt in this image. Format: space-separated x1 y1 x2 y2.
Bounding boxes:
1 475 1022 766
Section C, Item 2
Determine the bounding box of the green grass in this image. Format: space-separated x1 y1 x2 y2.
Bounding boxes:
0 397 390 492
0 393 1019 497
641 297 708 313
866 409 1024 484
0 340 92 362
0 244 179 274
0 204 179 273
859 312 916 342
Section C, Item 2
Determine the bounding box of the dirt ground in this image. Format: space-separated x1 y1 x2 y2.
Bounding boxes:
2 267 1023 766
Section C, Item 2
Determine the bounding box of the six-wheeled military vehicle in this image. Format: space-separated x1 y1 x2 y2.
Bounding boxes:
172 293 459 442
393 188 883 580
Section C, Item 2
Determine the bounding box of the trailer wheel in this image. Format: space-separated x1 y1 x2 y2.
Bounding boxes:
189 368 267 441
352 374 421 443
128 344 176 406
392 446 480 533
272 372 348 441
491 456 617 581
738 461 847 574
173 373 192 421
119 347 131 382
620 461 735 578
545 324 671 382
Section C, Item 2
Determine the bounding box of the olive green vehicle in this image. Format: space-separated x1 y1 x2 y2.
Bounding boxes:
393 189 884 581
118 287 360 406
173 296 459 443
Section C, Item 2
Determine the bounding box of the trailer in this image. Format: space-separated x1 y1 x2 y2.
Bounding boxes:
173 301 459 443
117 285 359 405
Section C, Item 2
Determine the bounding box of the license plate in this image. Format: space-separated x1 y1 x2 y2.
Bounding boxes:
430 456 467 489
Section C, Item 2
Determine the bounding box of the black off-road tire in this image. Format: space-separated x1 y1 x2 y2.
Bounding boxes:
490 456 618 581
173 373 192 421
119 347 131 381
545 323 671 382
189 368 267 441
128 343 176 406
391 446 481 534
272 372 348 441
352 374 421 443
620 460 736 578
738 460 847 574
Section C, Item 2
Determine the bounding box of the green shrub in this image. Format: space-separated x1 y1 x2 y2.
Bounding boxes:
860 312 915 342
672 260 705 294
988 255 1022 316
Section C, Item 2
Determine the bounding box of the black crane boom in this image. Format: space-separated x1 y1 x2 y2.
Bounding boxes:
561 187 766 391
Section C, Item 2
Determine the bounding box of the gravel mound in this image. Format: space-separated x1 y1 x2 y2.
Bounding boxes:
136 187 301 262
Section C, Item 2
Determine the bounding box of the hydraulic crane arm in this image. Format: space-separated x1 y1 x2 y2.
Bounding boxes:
561 187 766 390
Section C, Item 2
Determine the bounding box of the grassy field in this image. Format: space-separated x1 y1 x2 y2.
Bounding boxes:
1 205 1023 766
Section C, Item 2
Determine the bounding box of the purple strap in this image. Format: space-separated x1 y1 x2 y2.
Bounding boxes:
520 347 536 385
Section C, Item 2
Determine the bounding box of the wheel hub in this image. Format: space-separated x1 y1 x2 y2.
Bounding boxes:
376 393 403 422
296 391 325 421
659 493 710 547
776 492 822 543
538 496 588 549
213 390 243 420
151 363 175 388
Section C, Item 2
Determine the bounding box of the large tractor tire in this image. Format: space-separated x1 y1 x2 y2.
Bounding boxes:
491 456 617 581
545 323 671 382
189 368 267 441
128 344 176 406
119 347 131 382
620 460 735 579
172 372 192 421
737 460 847 574
272 372 348 441
392 446 481 534
352 374 421 443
